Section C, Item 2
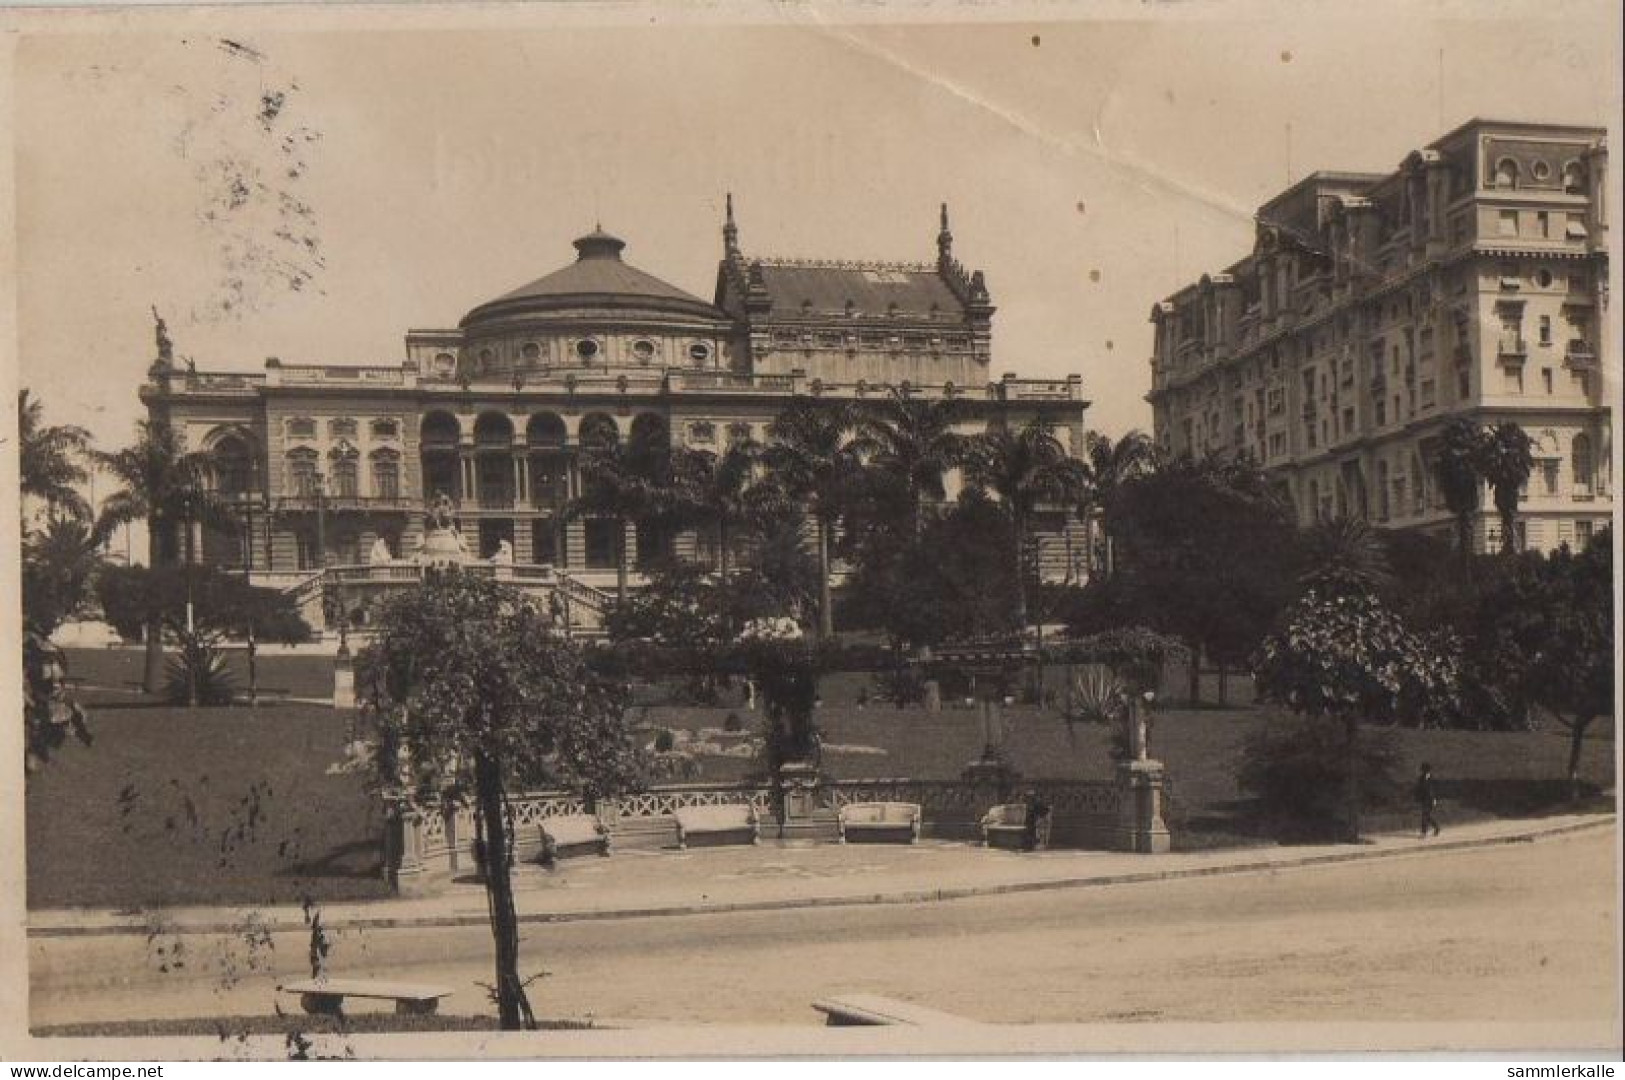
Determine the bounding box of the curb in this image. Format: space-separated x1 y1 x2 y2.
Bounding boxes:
28 815 1614 939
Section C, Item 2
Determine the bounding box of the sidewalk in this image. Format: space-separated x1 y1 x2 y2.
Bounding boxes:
28 812 1613 938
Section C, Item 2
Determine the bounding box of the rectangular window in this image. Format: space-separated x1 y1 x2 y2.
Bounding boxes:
1536 211 1550 239
371 459 400 500
584 519 618 569
1498 210 1518 237
1539 316 1553 345
1576 520 1594 546
1541 368 1554 394
1504 367 1524 394
1542 460 1559 495
1375 399 1386 426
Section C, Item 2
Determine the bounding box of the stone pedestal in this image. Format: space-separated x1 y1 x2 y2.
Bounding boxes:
963 755 1021 805
923 680 942 713
778 761 820 822
1114 758 1171 854
332 649 355 709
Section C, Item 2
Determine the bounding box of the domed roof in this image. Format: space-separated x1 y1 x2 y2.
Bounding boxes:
461 228 727 328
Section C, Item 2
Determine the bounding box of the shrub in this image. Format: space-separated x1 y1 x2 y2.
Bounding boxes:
872 666 926 708
1236 713 1403 838
163 641 236 706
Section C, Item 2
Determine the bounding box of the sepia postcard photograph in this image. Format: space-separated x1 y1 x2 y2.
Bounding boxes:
2 0 1620 1063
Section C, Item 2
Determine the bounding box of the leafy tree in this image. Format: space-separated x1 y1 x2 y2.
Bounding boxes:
851 387 969 538
1253 590 1462 840
764 400 865 639
1079 429 1156 579
1466 529 1614 794
566 443 659 604
18 389 91 521
95 564 311 645
963 418 1077 628
359 571 645 1029
22 515 105 637
1432 417 1485 566
1475 421 1535 556
842 489 1020 649
1110 453 1300 703
93 420 233 692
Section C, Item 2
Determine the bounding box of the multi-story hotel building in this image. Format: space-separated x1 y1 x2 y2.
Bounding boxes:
141 202 1089 629
1147 119 1611 553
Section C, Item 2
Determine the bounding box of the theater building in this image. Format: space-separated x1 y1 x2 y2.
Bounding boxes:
1147 119 1611 553
141 202 1090 628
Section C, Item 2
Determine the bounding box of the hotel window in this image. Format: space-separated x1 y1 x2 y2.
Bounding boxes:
1539 316 1552 346
1571 434 1594 491
1575 519 1594 546
1541 459 1559 496
1498 210 1518 237
1536 212 1550 239
1541 368 1553 395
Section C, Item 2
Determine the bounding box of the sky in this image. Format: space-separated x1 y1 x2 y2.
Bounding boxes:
9 2 1621 459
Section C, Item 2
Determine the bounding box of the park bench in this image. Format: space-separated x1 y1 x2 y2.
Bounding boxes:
277 977 454 1016
837 801 922 844
812 993 978 1027
539 814 612 860
980 802 1050 851
673 803 759 849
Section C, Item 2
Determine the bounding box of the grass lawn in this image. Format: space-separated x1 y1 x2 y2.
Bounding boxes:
31 654 1614 909
26 700 388 910
61 646 340 702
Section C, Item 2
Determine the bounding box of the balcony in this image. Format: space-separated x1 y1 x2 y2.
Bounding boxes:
1564 343 1598 369
275 494 418 513
1498 336 1528 359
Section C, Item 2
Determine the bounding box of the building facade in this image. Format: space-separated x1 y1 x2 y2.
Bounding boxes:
141 202 1090 626
1147 119 1611 553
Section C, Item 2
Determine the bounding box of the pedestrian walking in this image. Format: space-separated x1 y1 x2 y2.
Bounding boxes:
1021 788 1051 852
1415 762 1441 838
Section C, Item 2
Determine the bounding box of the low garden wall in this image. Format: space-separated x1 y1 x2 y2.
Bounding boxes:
382 764 1169 895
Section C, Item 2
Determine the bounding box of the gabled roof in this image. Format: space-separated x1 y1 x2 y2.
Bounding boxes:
750 259 965 319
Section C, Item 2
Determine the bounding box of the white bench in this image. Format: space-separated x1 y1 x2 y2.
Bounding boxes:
277 977 454 1016
540 814 611 860
673 803 759 849
980 802 1050 850
837 801 921 844
812 993 978 1027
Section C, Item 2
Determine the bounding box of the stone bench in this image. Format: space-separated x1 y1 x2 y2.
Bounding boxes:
540 814 611 861
812 993 977 1027
673 803 759 849
980 802 1049 851
277 977 454 1016
837 801 921 844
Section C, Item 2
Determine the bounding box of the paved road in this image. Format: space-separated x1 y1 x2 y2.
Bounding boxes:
31 830 1619 1033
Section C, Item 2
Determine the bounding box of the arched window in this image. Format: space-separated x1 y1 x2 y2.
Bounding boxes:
526 412 567 449
1571 433 1594 491
329 447 359 499
420 412 460 449
370 448 401 501
578 413 619 451
474 412 514 449
212 435 252 496
1563 160 1586 195
1494 158 1519 189
287 448 319 498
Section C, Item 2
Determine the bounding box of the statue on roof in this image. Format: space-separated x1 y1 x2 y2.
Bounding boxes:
151 306 174 363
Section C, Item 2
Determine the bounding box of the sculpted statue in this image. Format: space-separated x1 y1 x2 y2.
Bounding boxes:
151 306 174 363
490 538 514 565
368 536 393 564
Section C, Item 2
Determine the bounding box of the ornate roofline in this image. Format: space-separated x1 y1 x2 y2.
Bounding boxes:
748 256 939 274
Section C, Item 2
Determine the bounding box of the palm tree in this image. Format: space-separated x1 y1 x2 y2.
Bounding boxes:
564 446 657 605
1476 421 1535 556
18 389 91 522
670 441 786 581
1298 515 1393 598
1080 430 1156 579
764 400 864 639
963 418 1073 628
852 388 969 538
1432 417 1484 569
22 515 105 636
93 420 232 693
